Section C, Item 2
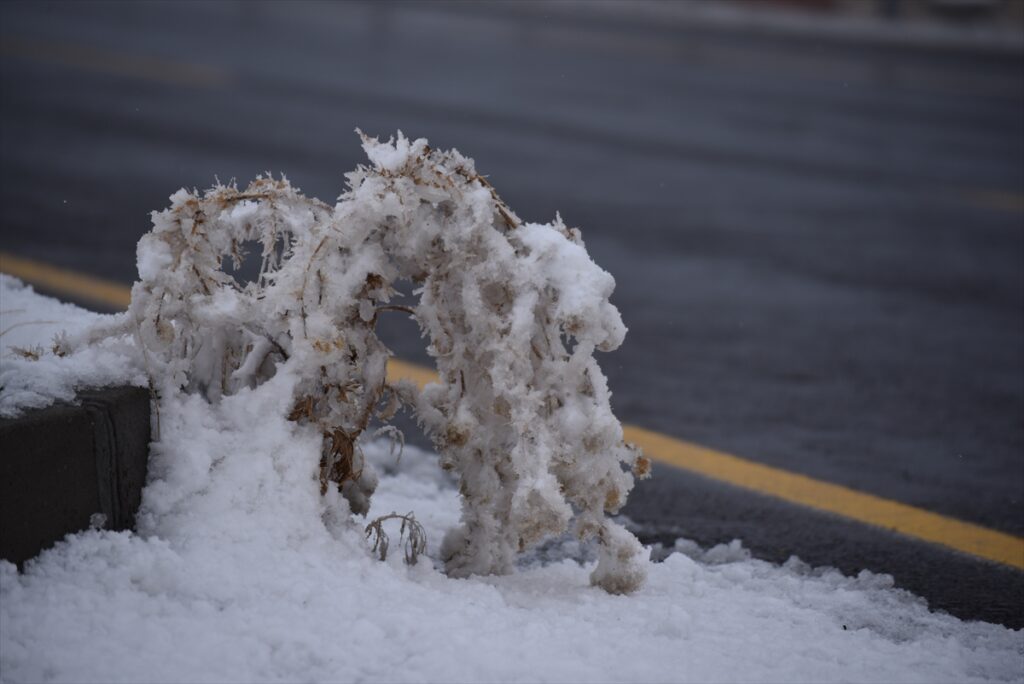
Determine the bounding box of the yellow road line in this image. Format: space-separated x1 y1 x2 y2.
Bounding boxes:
5 31 1022 223
4 32 1021 222
3 253 1022 570
965 189 1024 214
624 425 1023 569
1 252 132 309
386 358 443 390
0 36 229 88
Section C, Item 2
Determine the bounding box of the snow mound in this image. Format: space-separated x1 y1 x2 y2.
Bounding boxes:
1 272 1021 683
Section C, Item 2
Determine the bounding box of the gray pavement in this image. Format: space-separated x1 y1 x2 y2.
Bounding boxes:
1 1 1022 625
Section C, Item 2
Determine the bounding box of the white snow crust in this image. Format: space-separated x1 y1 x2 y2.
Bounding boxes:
1 278 1021 683
0 275 146 417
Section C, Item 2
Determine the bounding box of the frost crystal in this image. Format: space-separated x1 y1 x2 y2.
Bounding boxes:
85 131 650 592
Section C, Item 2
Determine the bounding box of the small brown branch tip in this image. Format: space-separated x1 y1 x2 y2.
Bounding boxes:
365 512 427 565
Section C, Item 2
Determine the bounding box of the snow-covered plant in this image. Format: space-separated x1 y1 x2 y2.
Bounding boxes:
74 131 650 592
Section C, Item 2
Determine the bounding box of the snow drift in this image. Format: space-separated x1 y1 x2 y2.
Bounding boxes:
2 275 1022 682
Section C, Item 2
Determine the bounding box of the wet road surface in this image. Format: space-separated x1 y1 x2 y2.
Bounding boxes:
1 1 1021 625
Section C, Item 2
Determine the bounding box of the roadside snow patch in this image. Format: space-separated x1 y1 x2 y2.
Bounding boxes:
1 280 1021 683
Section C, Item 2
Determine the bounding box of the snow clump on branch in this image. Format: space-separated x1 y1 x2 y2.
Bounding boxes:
68 131 651 593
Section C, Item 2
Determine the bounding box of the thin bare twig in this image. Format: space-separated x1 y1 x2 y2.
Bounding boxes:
364 512 427 565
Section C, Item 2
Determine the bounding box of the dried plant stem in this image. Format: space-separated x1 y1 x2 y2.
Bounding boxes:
365 512 427 565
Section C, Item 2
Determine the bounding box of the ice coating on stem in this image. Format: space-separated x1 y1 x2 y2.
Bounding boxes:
97 131 651 591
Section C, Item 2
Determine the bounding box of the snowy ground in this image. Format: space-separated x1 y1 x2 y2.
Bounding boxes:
0 277 145 418
0 275 1021 683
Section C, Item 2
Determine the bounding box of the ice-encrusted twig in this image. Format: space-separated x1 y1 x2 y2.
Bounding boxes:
107 131 649 592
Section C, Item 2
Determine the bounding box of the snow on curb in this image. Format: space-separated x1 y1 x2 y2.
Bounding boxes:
0 275 147 418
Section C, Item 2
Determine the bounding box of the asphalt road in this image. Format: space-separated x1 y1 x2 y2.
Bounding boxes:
1 2 1022 625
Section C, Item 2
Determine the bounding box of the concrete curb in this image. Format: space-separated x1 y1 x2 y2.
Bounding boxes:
433 0 1024 57
601 1 1024 56
0 386 150 566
